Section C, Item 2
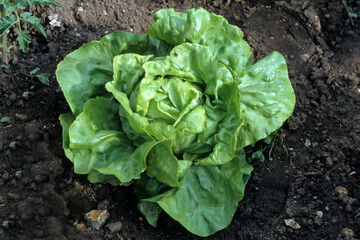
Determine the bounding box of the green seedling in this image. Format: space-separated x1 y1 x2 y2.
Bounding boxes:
0 116 10 122
342 0 360 26
29 67 51 85
247 146 266 163
0 0 62 65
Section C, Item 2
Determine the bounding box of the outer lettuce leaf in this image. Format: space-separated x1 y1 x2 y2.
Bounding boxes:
59 112 75 161
134 175 172 227
68 97 157 182
155 150 252 237
87 170 121 186
237 52 296 148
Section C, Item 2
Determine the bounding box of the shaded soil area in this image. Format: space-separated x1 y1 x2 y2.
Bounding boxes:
0 0 359 239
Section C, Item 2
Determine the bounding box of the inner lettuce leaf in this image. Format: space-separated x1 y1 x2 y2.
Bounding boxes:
56 8 295 237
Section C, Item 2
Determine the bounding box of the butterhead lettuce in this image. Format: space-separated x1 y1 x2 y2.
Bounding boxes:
56 8 295 237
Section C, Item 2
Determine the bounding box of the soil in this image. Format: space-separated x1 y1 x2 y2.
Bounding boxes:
0 0 359 239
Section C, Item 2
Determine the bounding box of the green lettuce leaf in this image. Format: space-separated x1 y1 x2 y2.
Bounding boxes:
59 112 75 161
237 51 296 148
56 32 171 115
154 150 252 237
68 97 158 182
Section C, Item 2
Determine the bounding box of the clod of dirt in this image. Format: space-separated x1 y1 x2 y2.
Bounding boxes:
47 216 67 240
17 200 34 220
284 218 301 229
85 209 110 230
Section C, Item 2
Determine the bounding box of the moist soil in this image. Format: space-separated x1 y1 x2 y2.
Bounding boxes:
0 0 359 239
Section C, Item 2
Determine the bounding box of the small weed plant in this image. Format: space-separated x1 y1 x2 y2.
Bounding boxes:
0 0 61 65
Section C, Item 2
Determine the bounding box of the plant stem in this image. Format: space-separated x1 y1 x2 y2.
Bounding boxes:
1 7 9 65
342 0 355 26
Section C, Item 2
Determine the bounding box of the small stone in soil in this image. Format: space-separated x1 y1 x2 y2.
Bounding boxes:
284 219 301 229
338 228 354 238
8 192 21 200
300 54 310 62
313 216 322 226
2 220 10 229
85 210 109 230
2 172 9 181
325 157 333 167
15 113 28 122
73 221 87 231
316 211 323 218
107 221 122 233
9 141 17 149
333 186 348 196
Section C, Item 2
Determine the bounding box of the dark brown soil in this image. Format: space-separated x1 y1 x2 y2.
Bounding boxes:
1 0 359 239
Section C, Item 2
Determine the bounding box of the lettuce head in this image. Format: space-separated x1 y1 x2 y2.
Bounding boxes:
56 8 295 237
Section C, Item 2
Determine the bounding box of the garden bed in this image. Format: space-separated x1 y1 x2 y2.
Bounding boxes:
0 0 359 239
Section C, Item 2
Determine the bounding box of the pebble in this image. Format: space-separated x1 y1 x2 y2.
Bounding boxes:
85 210 109 230
2 220 10 229
17 201 33 220
9 93 16 101
300 54 310 62
345 204 352 212
16 235 27 240
325 157 333 167
33 230 44 238
338 228 354 238
24 155 35 163
9 141 17 149
15 113 28 122
15 171 22 178
107 221 122 233
316 211 323 218
314 216 322 226
2 172 9 181
73 221 87 231
97 199 110 210
8 192 21 200
304 139 311 147
333 186 348 196
284 219 301 229
11 56 19 65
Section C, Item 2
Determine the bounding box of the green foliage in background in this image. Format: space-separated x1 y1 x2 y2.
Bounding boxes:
0 0 61 64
